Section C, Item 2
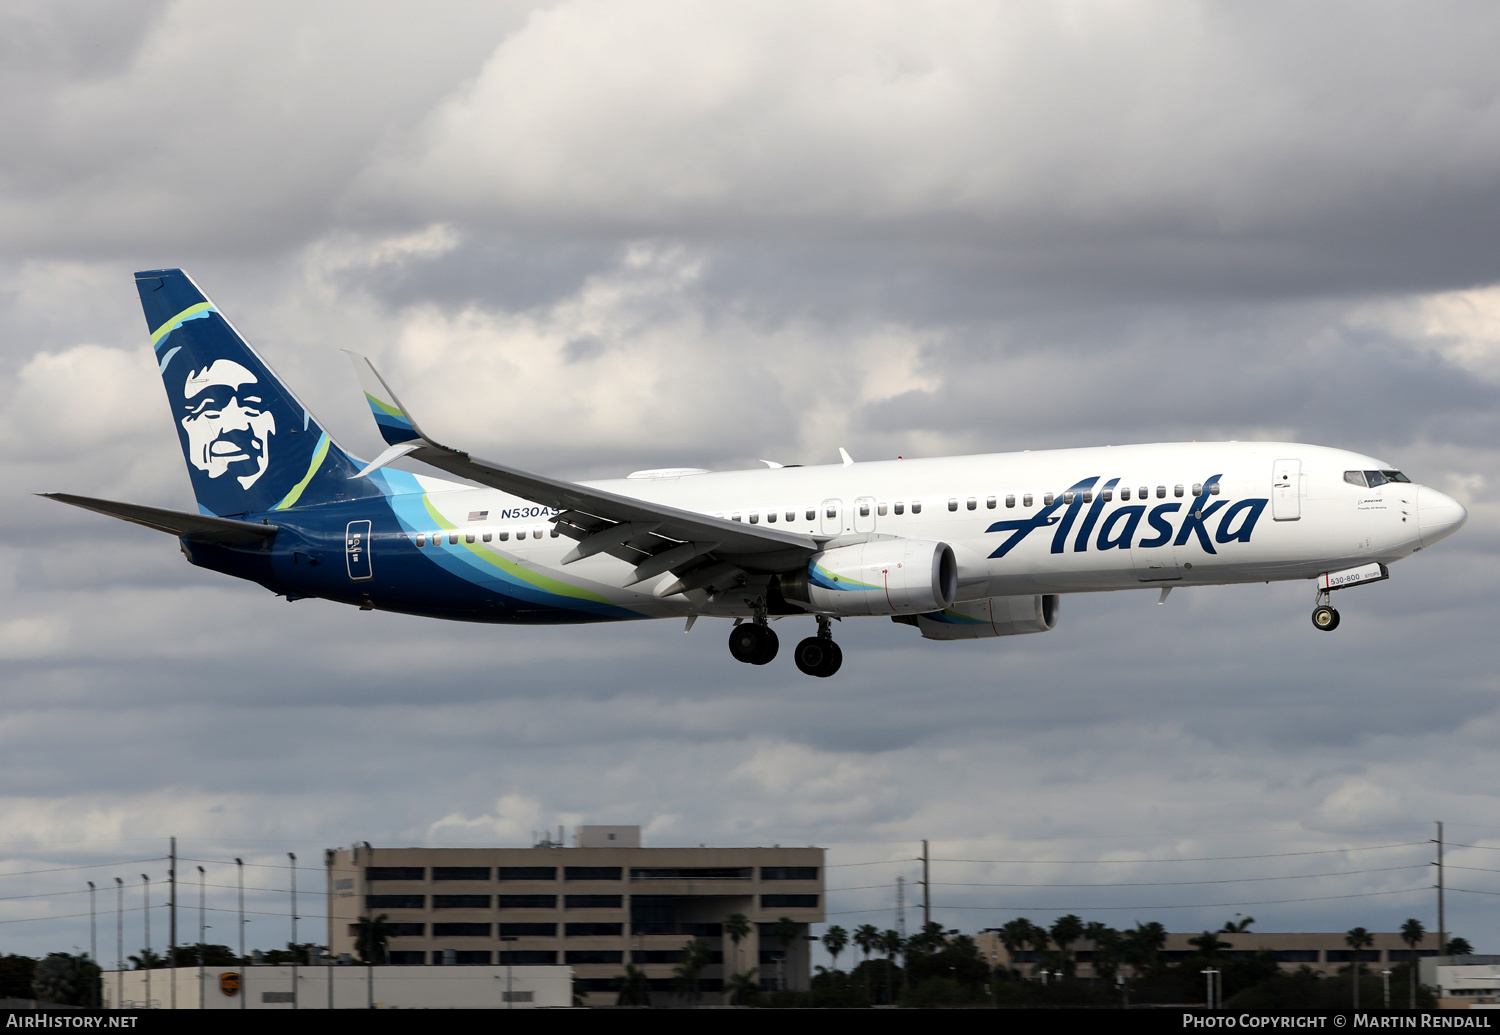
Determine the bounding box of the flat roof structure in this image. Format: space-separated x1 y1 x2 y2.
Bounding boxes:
327 830 824 1007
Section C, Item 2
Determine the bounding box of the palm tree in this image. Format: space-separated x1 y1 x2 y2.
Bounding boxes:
353 914 392 965
879 929 904 1003
616 963 651 1007
853 923 881 999
1024 919 1052 978
1188 931 1232 958
1050 914 1084 978
726 967 759 1006
1345 927 1374 1009
1085 923 1123 989
1219 915 1255 933
1400 918 1425 1010
672 939 712 1005
998 918 1031 976
822 925 848 984
1444 937 1473 957
724 912 751 986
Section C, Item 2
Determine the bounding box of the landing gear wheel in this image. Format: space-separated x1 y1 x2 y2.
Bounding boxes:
1311 605 1340 631
728 623 779 665
793 637 843 677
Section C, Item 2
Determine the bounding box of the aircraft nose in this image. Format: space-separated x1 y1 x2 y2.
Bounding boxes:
1417 485 1467 547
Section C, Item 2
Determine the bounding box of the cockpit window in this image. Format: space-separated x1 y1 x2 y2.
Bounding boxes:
1382 469 1411 483
1344 471 1368 487
1364 470 1387 487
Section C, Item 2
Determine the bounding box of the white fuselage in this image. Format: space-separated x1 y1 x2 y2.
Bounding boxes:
400 441 1466 620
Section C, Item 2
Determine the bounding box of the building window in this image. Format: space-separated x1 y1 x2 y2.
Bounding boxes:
760 867 819 880
453 950 492 965
497 895 556 909
565 895 623 909
387 951 425 966
433 867 490 881
566 951 623 965
433 923 491 937
366 895 424 909
565 922 623 937
498 923 556 937
385 923 425 937
433 895 490 909
366 867 424 881
631 868 752 880
497 867 556 881
564 867 622 881
500 951 556 966
761 894 818 908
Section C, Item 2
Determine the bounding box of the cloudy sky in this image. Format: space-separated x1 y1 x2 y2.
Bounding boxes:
4 0 1500 966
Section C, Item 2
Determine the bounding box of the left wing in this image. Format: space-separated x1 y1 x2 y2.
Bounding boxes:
345 353 817 595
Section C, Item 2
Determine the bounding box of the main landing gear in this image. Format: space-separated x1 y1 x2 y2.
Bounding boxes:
1311 588 1340 632
727 611 842 676
793 616 843 679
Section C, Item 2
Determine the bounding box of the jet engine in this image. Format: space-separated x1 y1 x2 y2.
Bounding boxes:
780 539 957 617
893 594 1060 640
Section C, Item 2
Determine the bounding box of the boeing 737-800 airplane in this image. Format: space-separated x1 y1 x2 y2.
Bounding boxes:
45 270 1468 678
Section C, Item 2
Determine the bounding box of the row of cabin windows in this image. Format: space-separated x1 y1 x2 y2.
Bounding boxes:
413 526 561 548
409 481 1226 545
721 482 1222 524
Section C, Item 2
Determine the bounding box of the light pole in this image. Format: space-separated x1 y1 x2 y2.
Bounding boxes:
325 850 335 1011
114 878 123 1009
1382 968 1391 1010
141 874 151 1009
198 867 206 1010
1200 967 1220 1009
236 858 245 1012
87 881 97 1006
499 935 518 1008
289 852 298 1011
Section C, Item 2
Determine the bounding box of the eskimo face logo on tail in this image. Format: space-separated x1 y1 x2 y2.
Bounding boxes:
181 359 276 489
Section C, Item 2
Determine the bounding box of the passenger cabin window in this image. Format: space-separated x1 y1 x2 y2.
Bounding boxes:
912 501 922 514
1062 492 1074 505
416 534 426 547
765 511 776 522
498 531 509 541
858 503 870 517
1082 490 1093 503
786 510 796 522
1102 489 1112 502
1138 486 1148 499
893 502 904 515
448 533 459 544
1192 483 1202 496
732 513 741 522
1121 486 1131 500
1005 495 1016 508
966 498 977 510
466 532 475 544
986 496 996 509
749 512 759 524
1174 484 1184 497
1209 482 1221 495
482 532 492 543
1155 486 1166 498
947 498 958 512
1044 493 1055 506
805 509 815 521
515 530 526 540
1023 494 1033 507
878 503 888 516
825 505 837 518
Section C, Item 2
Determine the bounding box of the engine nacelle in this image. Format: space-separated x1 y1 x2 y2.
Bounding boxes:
894 594 1060 640
781 540 957 617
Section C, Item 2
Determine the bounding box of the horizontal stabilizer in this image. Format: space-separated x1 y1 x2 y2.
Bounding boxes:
39 493 277 545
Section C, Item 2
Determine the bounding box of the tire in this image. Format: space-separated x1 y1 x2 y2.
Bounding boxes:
728 624 762 663
821 641 843 677
1311 605 1339 631
794 637 831 676
751 626 779 665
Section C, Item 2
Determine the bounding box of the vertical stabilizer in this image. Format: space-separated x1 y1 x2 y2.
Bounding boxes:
137 269 385 517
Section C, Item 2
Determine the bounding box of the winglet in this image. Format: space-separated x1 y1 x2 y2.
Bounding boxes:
839 447 854 467
343 351 426 446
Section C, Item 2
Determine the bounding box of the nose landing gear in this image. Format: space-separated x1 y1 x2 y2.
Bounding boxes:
793 616 842 678
1311 588 1340 632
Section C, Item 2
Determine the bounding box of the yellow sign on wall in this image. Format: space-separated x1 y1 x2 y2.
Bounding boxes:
219 971 241 996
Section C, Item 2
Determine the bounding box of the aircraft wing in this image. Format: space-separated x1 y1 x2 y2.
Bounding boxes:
345 354 818 590
40 493 278 544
